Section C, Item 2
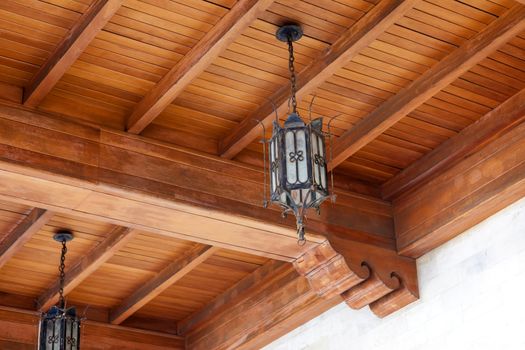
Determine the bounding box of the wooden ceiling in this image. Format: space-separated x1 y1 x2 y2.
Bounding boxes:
0 0 524 349
1 0 523 187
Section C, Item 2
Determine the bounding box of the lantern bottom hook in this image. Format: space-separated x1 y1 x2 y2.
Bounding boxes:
53 230 74 243
297 225 306 246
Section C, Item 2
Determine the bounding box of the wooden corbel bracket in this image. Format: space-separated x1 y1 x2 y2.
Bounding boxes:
293 236 419 318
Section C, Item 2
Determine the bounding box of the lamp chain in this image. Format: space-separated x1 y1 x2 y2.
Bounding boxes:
58 240 67 309
287 36 298 114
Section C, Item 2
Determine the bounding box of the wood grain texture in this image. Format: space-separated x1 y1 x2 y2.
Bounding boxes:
23 0 124 107
382 88 525 199
177 259 285 335
0 306 185 349
219 0 419 159
330 4 525 169
37 226 136 311
0 208 53 269
294 239 417 318
126 0 275 134
186 264 320 350
110 245 218 324
0 104 394 262
395 120 525 258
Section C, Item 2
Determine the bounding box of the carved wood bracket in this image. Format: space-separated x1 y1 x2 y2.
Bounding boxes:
294 238 419 318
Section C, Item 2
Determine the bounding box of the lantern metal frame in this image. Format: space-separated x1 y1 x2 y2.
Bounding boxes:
260 24 334 244
38 230 81 350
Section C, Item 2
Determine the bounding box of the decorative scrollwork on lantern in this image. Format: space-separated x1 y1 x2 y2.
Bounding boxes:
262 24 335 244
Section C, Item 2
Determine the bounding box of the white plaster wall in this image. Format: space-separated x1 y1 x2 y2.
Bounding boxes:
264 197 525 350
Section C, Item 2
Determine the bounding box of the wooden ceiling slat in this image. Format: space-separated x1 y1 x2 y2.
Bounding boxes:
37 227 136 311
382 87 525 199
330 4 525 170
125 0 276 134
219 0 419 159
177 260 285 335
23 0 124 107
0 209 53 270
109 245 218 324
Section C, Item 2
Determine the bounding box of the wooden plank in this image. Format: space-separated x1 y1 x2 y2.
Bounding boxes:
110 245 218 324
0 306 185 349
394 120 525 258
219 0 419 159
37 226 136 311
23 0 124 107
330 4 525 169
126 0 275 134
383 88 525 199
177 259 285 335
0 208 53 269
185 265 319 350
0 104 395 262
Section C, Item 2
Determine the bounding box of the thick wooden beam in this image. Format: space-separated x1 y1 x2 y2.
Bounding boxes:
0 306 185 349
37 226 136 311
383 88 525 199
178 260 286 335
294 239 418 318
110 245 218 325
0 208 53 269
23 0 123 107
0 104 394 262
126 0 275 134
330 4 525 169
394 120 525 258
219 0 418 159
185 264 334 350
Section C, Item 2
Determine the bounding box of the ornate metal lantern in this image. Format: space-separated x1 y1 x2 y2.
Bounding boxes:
268 25 331 244
39 230 81 350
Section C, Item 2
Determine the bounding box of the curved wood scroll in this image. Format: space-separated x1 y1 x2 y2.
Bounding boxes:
294 238 418 318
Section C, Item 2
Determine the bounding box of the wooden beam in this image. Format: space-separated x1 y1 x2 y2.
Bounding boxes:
23 0 124 107
0 208 53 269
0 104 395 262
383 88 525 199
37 226 136 311
294 239 418 318
219 0 419 159
126 0 275 134
110 245 218 325
394 120 525 258
185 264 326 350
330 4 525 169
0 306 185 349
177 260 286 335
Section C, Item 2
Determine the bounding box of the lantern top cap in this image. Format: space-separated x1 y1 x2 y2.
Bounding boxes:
53 230 74 243
276 24 303 42
284 112 305 127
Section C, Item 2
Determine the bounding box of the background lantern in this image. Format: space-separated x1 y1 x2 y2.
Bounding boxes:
268 24 331 243
38 230 81 350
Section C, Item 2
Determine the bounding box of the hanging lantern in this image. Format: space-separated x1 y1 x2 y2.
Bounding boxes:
38 230 81 350
268 25 331 244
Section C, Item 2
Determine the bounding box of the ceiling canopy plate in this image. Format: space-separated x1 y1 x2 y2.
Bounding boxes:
53 230 74 242
276 24 303 42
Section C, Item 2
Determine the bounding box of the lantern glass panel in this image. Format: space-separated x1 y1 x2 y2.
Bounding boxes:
318 134 327 190
285 131 297 184
270 137 276 193
295 129 308 184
